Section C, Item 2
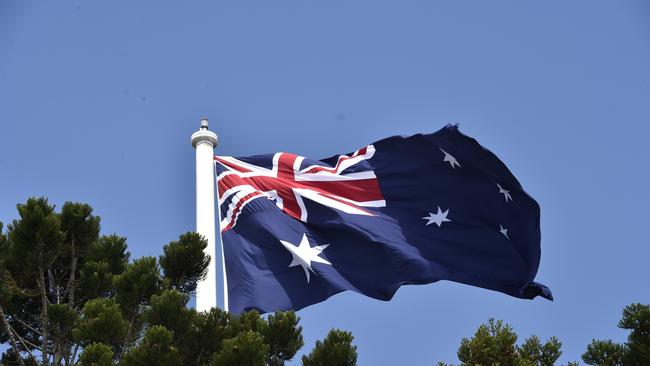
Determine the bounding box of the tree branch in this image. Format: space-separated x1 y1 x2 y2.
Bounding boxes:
12 327 42 352
10 324 42 366
0 305 27 366
12 315 43 336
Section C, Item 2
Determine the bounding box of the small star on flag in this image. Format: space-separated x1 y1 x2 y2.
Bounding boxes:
500 225 510 239
497 183 513 202
440 148 461 169
422 206 451 227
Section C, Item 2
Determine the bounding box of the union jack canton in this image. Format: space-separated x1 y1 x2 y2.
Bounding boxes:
216 145 385 232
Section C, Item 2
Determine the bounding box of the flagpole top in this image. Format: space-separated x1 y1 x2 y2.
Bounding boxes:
191 117 218 148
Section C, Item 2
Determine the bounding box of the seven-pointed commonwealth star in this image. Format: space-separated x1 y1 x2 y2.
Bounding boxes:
280 234 331 283
422 206 452 227
497 183 513 202
440 148 461 169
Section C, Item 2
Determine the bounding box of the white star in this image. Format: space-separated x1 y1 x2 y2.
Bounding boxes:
497 183 512 202
499 225 510 239
280 234 331 283
422 206 452 227
440 148 461 169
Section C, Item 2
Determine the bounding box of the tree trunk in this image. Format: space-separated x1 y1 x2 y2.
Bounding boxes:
47 269 59 305
0 305 27 366
121 310 138 355
60 237 77 366
39 265 49 366
66 237 77 307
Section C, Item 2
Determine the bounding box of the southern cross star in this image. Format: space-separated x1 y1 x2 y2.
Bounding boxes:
440 148 461 169
499 224 510 239
497 183 513 202
422 206 451 227
280 234 331 283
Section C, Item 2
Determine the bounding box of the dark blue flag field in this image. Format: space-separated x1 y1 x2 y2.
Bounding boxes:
215 125 552 313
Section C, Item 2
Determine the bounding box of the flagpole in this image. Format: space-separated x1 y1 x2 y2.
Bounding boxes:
191 118 218 312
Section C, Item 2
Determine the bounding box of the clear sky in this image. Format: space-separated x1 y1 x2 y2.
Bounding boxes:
1 1 649 364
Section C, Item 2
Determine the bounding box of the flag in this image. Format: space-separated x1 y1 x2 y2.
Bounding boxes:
215 125 552 313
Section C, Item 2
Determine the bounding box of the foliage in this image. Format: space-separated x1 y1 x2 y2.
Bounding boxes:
456 318 519 365
582 303 650 366
1 349 38 366
301 329 357 366
518 335 563 366
619 303 650 364
212 331 269 366
0 197 342 366
114 256 162 319
582 340 625 366
78 343 114 366
438 318 569 366
0 198 209 365
119 326 182 366
73 298 128 349
145 290 194 341
263 311 304 366
159 232 210 293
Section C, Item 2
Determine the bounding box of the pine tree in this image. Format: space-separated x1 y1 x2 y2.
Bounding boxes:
582 340 625 366
0 198 210 365
438 318 574 366
263 312 304 366
0 197 338 366
301 329 357 366
582 303 650 365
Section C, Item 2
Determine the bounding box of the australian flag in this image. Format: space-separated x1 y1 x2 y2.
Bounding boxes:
215 125 552 313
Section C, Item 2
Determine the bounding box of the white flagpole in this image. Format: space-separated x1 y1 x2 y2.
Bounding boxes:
191 118 218 312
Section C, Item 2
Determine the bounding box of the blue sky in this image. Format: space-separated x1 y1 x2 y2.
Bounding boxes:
1 1 649 364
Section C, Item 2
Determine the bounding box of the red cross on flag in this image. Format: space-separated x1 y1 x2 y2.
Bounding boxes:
215 145 386 232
